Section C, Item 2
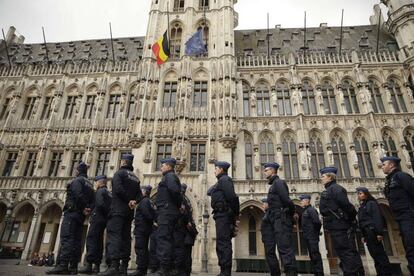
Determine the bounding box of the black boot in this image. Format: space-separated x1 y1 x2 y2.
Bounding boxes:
46 263 70 275
119 261 128 276
68 262 78 275
98 260 120 276
127 269 146 276
152 267 170 276
79 262 93 274
92 264 101 274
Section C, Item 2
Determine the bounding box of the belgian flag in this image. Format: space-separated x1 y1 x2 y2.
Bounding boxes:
152 31 170 65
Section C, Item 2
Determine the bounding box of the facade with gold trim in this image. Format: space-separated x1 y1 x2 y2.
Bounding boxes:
1 0 414 274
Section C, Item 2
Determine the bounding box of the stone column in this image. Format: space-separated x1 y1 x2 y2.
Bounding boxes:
21 211 41 260
315 204 331 275
362 242 376 275
53 215 64 257
27 212 43 259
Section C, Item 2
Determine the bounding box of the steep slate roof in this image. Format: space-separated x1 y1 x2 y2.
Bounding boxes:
0 36 145 65
234 25 398 56
0 25 398 65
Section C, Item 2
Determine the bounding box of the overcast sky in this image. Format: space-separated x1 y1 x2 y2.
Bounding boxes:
0 0 386 43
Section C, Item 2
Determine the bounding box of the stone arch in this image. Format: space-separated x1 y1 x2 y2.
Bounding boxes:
162 69 179 80
301 77 316 86
108 82 122 94
39 200 63 214
243 130 254 141
66 83 80 95
235 203 264 259
330 127 348 141
275 77 291 87
4 85 17 96
193 68 208 79
240 200 264 212
341 76 357 85
24 84 40 97
12 200 38 217
320 76 336 85
44 84 56 96
240 79 252 88
386 74 404 85
259 129 275 142
367 74 383 84
85 82 99 94
352 127 370 139
253 78 271 88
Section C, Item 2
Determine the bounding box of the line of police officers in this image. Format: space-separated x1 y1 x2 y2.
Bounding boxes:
45 152 414 276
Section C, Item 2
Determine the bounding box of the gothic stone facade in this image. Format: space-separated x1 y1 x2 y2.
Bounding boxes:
1 0 414 274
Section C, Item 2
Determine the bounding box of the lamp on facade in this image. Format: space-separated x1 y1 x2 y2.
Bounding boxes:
201 208 210 272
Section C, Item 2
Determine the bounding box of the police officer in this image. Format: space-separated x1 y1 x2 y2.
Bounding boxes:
356 187 392 276
382 156 414 275
148 223 160 274
129 185 156 276
174 183 198 276
208 161 240 276
154 158 182 276
47 162 95 275
263 162 297 276
299 195 323 276
319 167 364 276
100 154 141 276
260 197 279 276
79 175 112 274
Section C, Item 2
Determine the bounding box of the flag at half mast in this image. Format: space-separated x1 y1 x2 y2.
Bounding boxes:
152 31 170 65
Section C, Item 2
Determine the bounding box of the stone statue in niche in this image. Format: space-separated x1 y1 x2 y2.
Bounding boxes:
225 119 230 136
119 94 126 112
401 145 412 168
316 89 323 106
145 142 151 161
75 96 82 114
276 147 283 169
271 91 277 107
305 146 312 169
299 146 308 170
209 141 216 161
326 146 334 166
250 92 257 107
349 146 359 169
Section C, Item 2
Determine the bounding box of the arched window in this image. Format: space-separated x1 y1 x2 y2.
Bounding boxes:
248 216 257 256
193 80 208 107
276 81 292 115
302 80 316 115
242 82 250 116
0 89 14 120
388 79 407 113
173 0 185 11
354 133 374 177
163 81 177 107
321 80 338 114
197 21 209 56
309 133 325 179
342 80 360 114
293 205 308 256
382 130 399 157
170 22 183 59
282 133 299 179
331 135 351 178
245 134 253 179
107 84 122 118
21 96 38 120
368 79 385 113
404 129 414 172
256 82 271 116
260 134 275 179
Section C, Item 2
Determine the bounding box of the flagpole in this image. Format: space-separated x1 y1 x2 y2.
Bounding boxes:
42 27 50 65
304 11 307 51
167 2 171 51
1 29 12 68
267 13 270 59
376 8 381 56
109 22 116 64
339 9 344 55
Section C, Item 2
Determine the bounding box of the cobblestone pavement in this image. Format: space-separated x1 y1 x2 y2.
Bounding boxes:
0 259 311 276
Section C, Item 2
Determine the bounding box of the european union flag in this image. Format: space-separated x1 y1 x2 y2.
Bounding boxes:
185 29 207 56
